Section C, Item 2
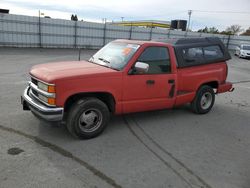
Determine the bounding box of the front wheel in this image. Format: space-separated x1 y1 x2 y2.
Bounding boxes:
191 85 215 114
66 98 110 139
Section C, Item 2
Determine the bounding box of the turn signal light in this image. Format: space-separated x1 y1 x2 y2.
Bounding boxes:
48 98 56 105
48 85 56 93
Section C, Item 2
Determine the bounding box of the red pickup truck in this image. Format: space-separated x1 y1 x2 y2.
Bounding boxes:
21 37 233 139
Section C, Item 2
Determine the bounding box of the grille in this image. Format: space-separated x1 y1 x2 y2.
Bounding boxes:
30 77 39 98
28 76 56 107
31 77 38 85
31 88 38 97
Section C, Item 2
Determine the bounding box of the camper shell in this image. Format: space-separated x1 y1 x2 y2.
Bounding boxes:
157 37 231 68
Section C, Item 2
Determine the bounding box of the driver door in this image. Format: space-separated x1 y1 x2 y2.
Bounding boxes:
122 46 176 113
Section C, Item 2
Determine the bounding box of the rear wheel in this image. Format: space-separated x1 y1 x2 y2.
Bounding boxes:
66 98 110 139
191 85 215 114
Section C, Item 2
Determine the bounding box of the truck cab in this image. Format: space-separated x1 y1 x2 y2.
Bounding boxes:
21 37 233 139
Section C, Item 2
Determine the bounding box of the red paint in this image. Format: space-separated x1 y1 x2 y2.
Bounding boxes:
217 82 233 93
30 40 232 114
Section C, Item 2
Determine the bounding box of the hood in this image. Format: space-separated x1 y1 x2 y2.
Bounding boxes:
30 60 118 83
241 49 250 53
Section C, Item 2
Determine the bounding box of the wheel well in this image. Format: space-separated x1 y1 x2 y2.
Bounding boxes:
64 92 116 114
202 81 218 89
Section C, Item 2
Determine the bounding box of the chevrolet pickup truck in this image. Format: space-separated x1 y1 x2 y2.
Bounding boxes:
21 37 233 139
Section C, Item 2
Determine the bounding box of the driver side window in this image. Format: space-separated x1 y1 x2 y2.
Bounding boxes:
136 47 171 74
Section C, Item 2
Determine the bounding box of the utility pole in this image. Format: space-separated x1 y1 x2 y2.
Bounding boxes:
38 10 45 47
103 18 107 46
187 10 192 31
102 18 107 23
38 10 41 48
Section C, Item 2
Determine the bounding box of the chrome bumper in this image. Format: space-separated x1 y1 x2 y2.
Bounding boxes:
21 86 64 121
239 54 250 58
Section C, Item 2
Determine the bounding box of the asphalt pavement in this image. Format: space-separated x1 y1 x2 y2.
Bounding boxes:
0 47 250 188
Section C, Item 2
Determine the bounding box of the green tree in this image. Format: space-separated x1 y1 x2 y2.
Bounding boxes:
208 27 219 34
197 27 208 33
71 14 78 21
220 30 233 35
197 26 219 34
74 14 78 21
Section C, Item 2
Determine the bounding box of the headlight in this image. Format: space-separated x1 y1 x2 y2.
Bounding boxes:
38 93 56 105
37 81 47 91
37 81 55 93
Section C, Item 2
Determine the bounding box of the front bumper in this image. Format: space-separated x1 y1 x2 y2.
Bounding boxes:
217 82 234 94
21 86 64 121
239 53 250 58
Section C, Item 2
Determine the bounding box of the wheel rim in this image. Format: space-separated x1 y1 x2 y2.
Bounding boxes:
200 92 213 110
78 108 103 133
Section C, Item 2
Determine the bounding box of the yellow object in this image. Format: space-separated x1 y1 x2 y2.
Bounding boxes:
48 85 56 93
112 21 170 28
48 98 56 105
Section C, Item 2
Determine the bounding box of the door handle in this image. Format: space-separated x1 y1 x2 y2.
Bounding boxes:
146 80 155 85
168 79 175 84
168 79 175 98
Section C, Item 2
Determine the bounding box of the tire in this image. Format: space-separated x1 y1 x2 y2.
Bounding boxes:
66 98 110 139
191 85 215 114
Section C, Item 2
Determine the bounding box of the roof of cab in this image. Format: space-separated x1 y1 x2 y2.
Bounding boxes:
114 39 167 45
153 37 225 46
114 37 225 47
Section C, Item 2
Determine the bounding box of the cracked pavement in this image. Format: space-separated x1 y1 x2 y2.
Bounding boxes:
0 48 250 188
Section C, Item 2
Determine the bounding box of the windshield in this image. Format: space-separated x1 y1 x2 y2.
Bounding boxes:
242 45 250 50
89 42 140 70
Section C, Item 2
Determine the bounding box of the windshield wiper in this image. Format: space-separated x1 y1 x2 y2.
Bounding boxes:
98 57 111 65
96 57 120 71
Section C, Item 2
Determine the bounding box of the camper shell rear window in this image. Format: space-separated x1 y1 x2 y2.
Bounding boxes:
172 37 231 68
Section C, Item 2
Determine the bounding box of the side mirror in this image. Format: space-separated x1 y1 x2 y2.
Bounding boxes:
133 62 149 74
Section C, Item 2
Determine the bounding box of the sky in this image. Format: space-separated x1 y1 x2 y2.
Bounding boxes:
1 0 250 31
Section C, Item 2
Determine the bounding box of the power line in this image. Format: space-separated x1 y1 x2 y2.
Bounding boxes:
193 10 250 14
116 11 187 20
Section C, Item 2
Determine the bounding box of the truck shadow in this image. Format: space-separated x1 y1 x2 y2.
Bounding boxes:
34 103 203 142
23 102 248 187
